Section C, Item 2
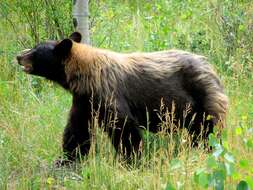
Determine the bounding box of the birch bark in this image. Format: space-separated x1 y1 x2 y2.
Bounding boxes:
73 0 90 44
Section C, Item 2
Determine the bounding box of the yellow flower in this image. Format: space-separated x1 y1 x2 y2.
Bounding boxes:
47 177 55 185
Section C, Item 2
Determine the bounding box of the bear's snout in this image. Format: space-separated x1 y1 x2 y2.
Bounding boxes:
16 49 32 64
16 49 34 73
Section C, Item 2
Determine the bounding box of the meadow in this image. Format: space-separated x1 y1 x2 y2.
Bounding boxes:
0 0 252 189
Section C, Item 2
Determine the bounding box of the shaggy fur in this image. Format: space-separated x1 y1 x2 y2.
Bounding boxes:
17 32 228 163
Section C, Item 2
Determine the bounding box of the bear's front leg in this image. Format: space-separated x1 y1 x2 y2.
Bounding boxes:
55 94 91 166
108 117 143 160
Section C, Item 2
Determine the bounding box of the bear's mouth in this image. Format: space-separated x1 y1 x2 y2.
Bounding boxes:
20 63 33 73
17 49 33 73
17 60 33 73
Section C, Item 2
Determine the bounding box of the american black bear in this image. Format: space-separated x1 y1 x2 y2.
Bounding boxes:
17 32 228 164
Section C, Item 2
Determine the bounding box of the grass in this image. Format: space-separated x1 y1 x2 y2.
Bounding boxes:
0 0 253 189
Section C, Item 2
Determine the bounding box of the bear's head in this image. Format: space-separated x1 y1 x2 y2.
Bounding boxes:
16 32 82 83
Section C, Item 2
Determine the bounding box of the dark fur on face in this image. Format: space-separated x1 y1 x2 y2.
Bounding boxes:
16 32 81 89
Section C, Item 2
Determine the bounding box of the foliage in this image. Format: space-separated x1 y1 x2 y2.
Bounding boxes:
0 0 72 46
0 0 253 189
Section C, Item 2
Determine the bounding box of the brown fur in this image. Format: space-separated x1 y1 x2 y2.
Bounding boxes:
65 42 228 126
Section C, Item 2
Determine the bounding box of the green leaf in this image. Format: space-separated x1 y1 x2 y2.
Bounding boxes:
239 24 246 32
207 156 217 169
194 168 205 184
224 153 235 163
245 176 253 189
239 159 249 168
213 145 224 158
235 127 242 135
180 14 188 20
209 133 218 147
246 139 253 149
194 168 210 188
210 169 225 190
225 162 235 176
170 159 182 170
46 177 55 185
198 172 209 188
236 180 249 190
223 141 229 149
165 182 176 190
221 130 228 141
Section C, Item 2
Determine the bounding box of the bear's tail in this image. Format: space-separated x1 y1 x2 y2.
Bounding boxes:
183 56 229 129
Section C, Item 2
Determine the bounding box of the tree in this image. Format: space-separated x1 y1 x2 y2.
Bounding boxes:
73 0 90 44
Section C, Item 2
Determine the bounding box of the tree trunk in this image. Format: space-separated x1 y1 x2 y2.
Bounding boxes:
72 0 90 44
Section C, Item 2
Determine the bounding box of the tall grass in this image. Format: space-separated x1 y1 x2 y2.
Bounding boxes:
0 0 253 189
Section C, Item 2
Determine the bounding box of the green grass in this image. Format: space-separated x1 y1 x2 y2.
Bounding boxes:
1 0 253 189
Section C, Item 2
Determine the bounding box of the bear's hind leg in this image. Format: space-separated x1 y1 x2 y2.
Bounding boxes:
187 111 214 148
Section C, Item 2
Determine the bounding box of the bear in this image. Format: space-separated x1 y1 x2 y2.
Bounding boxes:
16 32 228 165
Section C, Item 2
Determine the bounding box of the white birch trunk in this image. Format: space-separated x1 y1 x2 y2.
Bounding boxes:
73 0 90 44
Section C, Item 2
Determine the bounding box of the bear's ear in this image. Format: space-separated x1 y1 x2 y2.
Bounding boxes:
69 32 82 43
54 39 73 57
